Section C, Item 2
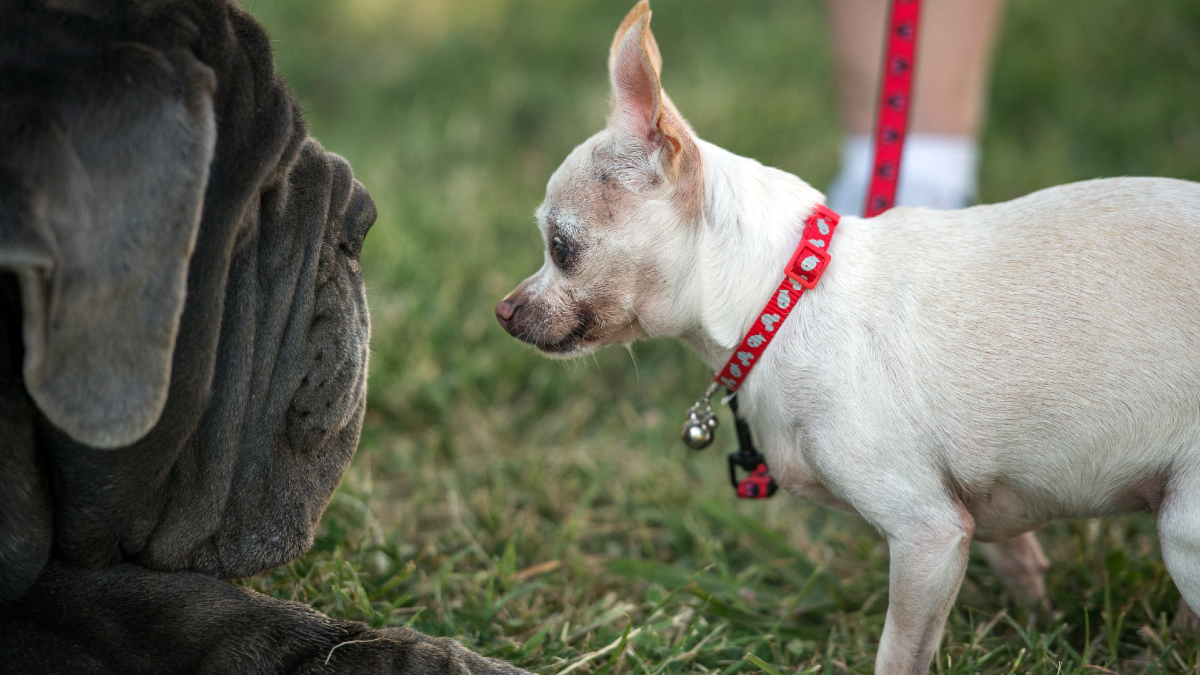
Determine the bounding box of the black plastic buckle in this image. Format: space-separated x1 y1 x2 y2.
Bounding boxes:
726 396 778 499
731 460 777 499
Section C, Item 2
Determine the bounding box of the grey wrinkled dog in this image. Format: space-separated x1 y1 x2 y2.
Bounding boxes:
0 2 525 674
497 3 1200 674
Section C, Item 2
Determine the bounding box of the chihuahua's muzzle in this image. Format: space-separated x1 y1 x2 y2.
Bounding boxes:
495 289 599 355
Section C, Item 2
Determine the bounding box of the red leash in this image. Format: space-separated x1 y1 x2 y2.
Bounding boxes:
864 0 922 217
681 0 920 498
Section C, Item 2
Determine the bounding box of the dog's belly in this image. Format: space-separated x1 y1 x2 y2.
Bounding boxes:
964 472 1167 541
965 484 1050 542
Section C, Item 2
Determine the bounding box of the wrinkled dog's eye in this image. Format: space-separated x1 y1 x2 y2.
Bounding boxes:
551 234 574 270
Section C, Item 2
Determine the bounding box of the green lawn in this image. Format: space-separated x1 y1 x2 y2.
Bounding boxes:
240 1 1200 672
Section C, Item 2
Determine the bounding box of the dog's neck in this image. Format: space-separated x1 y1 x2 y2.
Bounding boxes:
680 140 826 372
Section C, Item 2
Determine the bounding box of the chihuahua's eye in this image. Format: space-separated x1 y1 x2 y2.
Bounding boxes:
551 234 574 270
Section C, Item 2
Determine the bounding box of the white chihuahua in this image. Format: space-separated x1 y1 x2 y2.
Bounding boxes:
495 3 1200 673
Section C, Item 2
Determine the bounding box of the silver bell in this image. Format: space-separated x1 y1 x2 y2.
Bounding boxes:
681 411 716 449
680 382 721 450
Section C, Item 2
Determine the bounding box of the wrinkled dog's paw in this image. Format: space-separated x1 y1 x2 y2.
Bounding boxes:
383 628 530 675
308 626 530 675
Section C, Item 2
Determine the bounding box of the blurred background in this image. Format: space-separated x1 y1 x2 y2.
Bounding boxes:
241 1 1200 672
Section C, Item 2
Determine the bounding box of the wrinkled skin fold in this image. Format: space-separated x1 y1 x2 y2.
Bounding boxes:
0 2 525 673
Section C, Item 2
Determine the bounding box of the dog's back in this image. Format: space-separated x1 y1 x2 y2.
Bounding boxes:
796 177 1200 531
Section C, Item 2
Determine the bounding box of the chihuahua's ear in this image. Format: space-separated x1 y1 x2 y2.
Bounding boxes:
609 1 662 77
0 45 216 448
608 2 686 158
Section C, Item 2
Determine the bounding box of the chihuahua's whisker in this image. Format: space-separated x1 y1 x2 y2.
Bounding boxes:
624 344 640 386
630 308 665 343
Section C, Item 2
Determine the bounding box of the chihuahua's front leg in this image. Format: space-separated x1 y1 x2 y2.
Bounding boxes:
874 504 974 675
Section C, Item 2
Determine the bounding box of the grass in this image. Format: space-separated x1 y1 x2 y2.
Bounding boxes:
238 0 1200 672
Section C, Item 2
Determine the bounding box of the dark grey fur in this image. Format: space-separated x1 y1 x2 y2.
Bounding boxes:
0 2 526 673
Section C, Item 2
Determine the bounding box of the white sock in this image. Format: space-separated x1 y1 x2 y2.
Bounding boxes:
826 133 979 216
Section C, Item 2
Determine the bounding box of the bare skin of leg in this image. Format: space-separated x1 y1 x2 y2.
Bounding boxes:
977 532 1050 606
825 0 1005 136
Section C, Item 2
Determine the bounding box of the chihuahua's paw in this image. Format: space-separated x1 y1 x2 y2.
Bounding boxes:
978 532 1050 605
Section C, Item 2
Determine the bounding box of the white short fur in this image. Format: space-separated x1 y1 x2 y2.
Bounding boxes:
496 4 1200 673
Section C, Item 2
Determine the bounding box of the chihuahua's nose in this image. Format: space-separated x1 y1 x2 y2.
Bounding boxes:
495 298 517 322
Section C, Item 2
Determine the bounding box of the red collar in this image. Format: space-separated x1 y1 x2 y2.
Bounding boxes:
714 204 841 392
682 0 917 498
679 204 842 498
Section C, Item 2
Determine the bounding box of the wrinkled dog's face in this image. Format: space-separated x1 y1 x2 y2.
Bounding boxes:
184 142 376 576
0 0 377 583
496 2 703 356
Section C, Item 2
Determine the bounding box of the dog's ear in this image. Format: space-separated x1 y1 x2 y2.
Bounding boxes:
609 1 662 77
604 1 700 181
0 45 217 449
608 2 687 157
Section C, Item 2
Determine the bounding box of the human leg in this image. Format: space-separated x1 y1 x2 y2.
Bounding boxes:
824 0 1005 214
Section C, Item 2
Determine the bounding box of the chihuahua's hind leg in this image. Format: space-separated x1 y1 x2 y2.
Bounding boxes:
977 532 1050 606
874 506 975 675
1174 598 1199 630
1158 466 1200 633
